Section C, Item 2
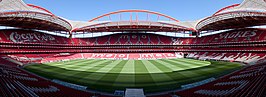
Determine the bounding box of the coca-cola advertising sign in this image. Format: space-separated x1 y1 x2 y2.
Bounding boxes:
10 32 55 43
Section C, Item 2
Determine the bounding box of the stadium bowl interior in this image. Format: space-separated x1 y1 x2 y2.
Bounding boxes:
0 0 265 97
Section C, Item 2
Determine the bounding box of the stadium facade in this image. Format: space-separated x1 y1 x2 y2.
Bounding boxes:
0 0 265 97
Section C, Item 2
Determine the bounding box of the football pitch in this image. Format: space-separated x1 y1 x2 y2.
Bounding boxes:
24 58 243 93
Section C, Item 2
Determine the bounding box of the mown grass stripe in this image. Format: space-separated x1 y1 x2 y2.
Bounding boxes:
24 59 243 93
84 60 119 72
39 59 100 71
120 60 135 73
98 60 130 87
36 60 112 80
54 60 114 85
42 60 103 74
142 60 174 86
95 60 123 73
159 59 200 77
134 60 149 73
167 59 210 69
112 60 136 87
148 60 174 72
160 59 194 69
171 58 210 65
67 59 104 69
76 60 127 83
67 60 112 72
134 60 157 88
141 60 164 73
44 59 88 66
50 60 95 70
154 59 187 71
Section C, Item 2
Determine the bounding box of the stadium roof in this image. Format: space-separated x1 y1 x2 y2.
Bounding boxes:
197 0 266 31
0 0 72 31
0 0 265 34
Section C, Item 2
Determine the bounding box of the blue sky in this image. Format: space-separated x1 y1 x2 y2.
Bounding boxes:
24 0 243 21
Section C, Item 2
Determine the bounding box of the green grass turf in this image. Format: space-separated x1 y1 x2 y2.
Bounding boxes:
24 58 243 93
